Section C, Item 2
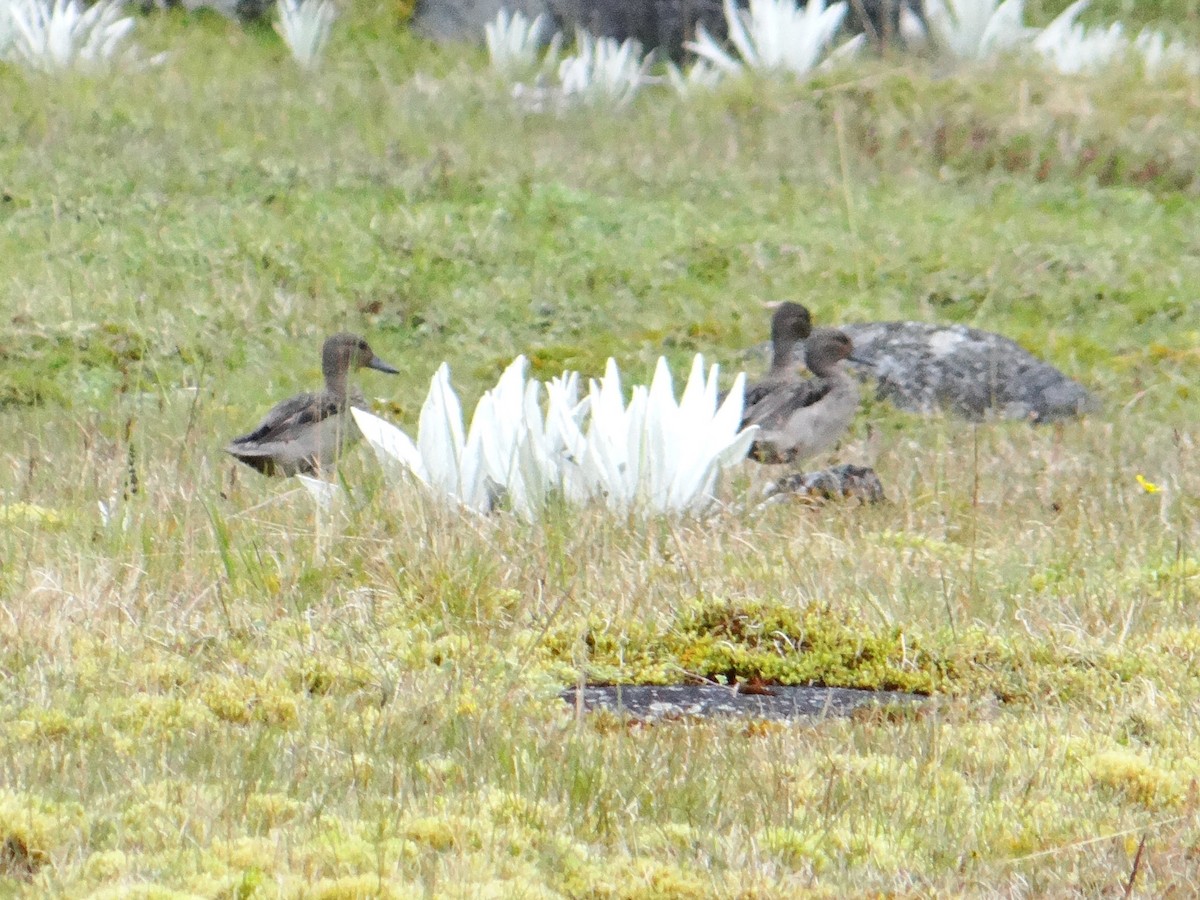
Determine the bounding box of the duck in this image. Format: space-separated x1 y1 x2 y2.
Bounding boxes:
742 301 813 410
741 327 865 465
225 333 399 477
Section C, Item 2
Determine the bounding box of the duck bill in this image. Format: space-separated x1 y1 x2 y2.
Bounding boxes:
368 356 400 374
847 354 874 367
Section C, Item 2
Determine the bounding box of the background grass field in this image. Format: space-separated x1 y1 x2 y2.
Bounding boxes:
1 2 1199 895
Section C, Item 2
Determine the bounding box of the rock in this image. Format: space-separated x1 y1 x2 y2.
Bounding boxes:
411 0 918 60
748 321 1100 423
837 322 1099 423
412 0 553 43
762 463 885 503
562 683 925 722
557 0 726 60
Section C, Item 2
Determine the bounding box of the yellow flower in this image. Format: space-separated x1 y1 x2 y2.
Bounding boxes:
1136 474 1161 494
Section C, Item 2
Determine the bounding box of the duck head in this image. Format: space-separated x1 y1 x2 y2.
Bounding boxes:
770 301 813 346
805 327 872 376
322 333 400 380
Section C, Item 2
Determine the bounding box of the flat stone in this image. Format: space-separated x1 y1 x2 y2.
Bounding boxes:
562 684 925 722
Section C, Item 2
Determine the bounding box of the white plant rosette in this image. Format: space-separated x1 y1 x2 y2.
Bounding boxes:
687 0 861 78
571 356 755 514
922 0 1033 61
557 29 652 107
1134 28 1200 78
3 0 148 71
275 0 337 70
1032 0 1126 74
485 7 561 76
352 354 756 521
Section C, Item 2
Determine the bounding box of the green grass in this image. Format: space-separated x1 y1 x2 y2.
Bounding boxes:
1 5 1199 896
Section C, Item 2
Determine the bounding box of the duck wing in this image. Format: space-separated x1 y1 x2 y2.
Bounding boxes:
228 392 344 448
741 377 833 432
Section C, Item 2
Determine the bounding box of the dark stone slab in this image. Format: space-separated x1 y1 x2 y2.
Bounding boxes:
562 684 925 721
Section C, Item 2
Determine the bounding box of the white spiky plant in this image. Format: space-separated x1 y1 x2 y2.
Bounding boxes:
687 0 859 77
665 58 722 95
485 7 560 76
2 0 143 72
275 0 336 70
1032 0 1126 74
1134 28 1200 78
352 355 755 521
922 0 1033 60
556 29 652 108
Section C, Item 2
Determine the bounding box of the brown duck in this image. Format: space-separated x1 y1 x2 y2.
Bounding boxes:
741 301 813 411
741 327 866 465
225 333 399 477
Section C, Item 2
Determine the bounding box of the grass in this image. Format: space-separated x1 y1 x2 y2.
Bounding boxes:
1 3 1199 896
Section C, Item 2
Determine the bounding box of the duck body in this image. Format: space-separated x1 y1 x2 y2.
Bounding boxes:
742 327 863 465
225 333 398 477
728 301 812 409
225 388 367 477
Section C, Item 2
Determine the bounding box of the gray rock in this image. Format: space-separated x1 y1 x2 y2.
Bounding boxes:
837 322 1099 423
417 0 929 60
412 0 553 43
562 683 925 721
747 321 1099 423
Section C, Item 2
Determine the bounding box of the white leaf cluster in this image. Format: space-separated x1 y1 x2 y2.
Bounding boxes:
485 7 560 76
0 0 147 71
919 0 1197 77
487 8 652 111
1135 28 1200 78
923 0 1032 61
558 29 652 107
685 0 862 80
1032 0 1125 74
274 0 336 70
352 354 756 521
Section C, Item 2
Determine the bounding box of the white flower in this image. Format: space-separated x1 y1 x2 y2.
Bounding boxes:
275 0 337 71
1033 1 1125 74
687 0 853 77
485 7 561 76
3 0 145 71
922 0 1033 61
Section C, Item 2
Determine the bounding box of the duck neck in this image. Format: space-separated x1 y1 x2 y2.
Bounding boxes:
769 335 797 376
324 366 351 400
820 364 857 400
